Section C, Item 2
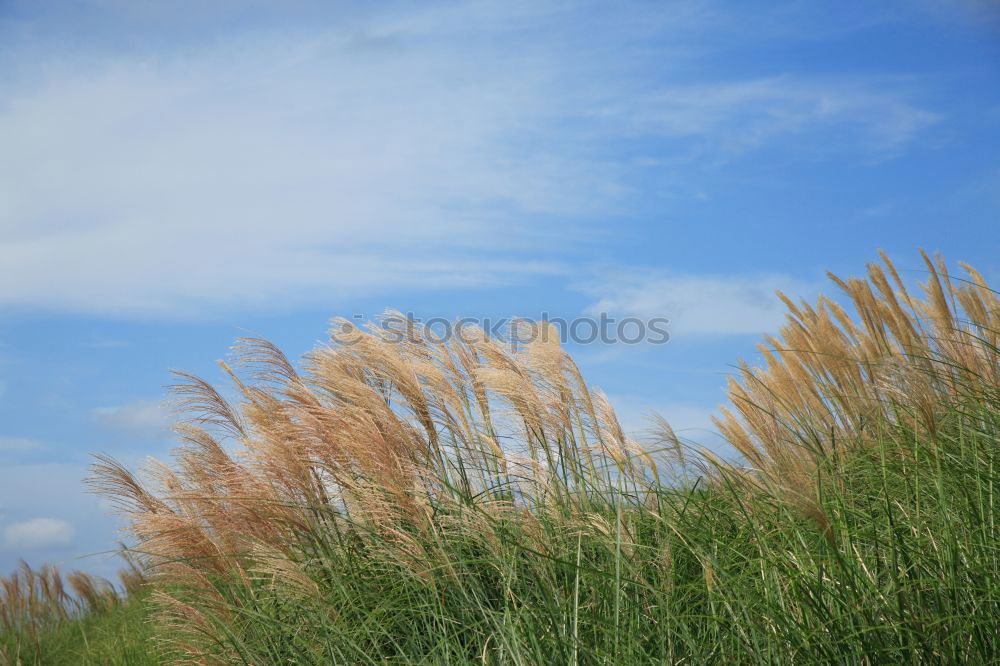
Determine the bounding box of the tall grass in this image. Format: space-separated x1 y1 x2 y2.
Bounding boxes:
714 251 998 508
0 555 150 665
77 251 999 664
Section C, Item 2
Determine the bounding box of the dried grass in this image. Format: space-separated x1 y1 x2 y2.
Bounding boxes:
713 250 998 504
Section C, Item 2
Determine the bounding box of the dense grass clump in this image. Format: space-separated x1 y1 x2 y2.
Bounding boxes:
5 251 995 664
101 406 998 665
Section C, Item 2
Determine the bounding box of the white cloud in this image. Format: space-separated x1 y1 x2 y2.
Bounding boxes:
2 518 75 550
611 77 940 160
0 5 619 318
92 400 170 435
0 3 939 318
0 436 42 452
0 463 118 574
586 272 818 338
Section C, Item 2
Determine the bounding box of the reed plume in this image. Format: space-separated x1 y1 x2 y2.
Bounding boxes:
713 250 998 502
87 315 665 660
84 252 1000 664
0 558 141 664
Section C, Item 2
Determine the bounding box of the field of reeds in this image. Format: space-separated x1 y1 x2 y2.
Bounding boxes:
2 251 998 664
0 554 153 665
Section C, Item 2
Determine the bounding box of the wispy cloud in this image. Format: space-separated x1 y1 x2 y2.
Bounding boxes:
82 337 132 350
0 462 115 573
608 76 940 162
2 518 75 550
0 436 43 452
92 400 170 436
0 5 621 318
585 271 818 338
0 2 940 319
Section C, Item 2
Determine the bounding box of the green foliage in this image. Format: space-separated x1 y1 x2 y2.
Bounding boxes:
7 399 999 664
11 253 998 663
153 399 1000 664
1 590 158 666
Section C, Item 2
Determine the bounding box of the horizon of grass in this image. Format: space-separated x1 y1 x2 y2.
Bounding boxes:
2 250 998 664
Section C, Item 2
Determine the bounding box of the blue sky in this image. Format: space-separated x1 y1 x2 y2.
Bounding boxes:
0 0 998 580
